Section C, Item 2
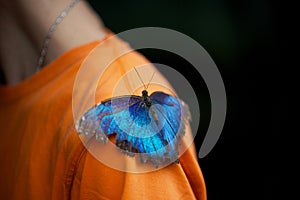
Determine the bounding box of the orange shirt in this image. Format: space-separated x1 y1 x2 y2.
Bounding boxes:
0 34 206 200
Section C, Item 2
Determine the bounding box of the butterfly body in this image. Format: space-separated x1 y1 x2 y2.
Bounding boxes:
141 90 152 107
76 90 190 167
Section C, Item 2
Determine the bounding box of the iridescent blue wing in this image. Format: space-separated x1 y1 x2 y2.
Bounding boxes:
75 92 191 167
75 95 142 142
148 92 190 161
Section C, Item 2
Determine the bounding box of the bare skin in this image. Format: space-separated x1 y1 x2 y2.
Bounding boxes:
0 0 107 85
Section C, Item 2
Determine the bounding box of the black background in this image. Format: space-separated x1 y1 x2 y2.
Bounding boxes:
87 0 283 199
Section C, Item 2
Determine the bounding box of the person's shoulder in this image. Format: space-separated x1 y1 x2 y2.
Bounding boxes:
55 34 206 199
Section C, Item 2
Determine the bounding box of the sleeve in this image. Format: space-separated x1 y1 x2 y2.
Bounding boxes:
69 36 206 200
70 139 206 200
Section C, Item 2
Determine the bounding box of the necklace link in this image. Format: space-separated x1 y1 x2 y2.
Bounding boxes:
36 0 81 72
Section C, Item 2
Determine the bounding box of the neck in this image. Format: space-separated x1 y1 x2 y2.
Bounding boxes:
0 0 107 85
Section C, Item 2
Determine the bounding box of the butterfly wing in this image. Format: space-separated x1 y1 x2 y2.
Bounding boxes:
149 92 191 160
76 95 142 142
76 92 191 167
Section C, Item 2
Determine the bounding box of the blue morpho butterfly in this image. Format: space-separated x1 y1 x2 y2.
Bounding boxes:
75 68 191 168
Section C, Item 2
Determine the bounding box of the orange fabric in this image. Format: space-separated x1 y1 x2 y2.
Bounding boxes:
0 34 206 200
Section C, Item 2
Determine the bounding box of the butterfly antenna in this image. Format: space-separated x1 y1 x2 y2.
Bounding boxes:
146 72 155 90
134 67 146 90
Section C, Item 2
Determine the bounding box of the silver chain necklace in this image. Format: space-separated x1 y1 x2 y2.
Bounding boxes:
36 0 81 72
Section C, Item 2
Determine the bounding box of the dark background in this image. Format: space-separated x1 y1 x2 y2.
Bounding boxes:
87 0 283 199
